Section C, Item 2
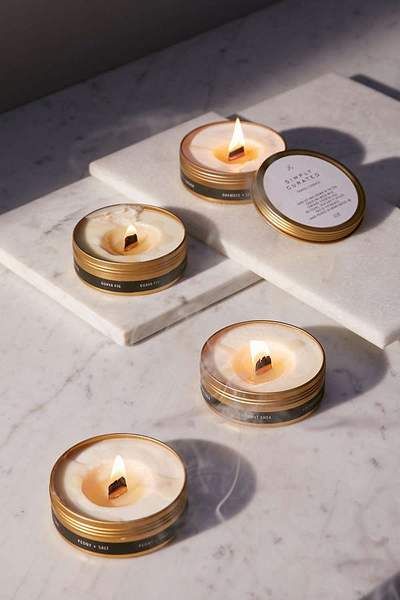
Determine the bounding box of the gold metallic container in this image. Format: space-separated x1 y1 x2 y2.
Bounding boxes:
50 434 188 557
180 121 286 204
253 149 366 242
200 321 326 426
73 205 187 295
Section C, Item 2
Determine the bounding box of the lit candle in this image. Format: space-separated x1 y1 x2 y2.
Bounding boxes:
50 434 187 557
227 117 245 160
200 321 325 426
107 454 128 499
180 118 286 203
73 204 187 294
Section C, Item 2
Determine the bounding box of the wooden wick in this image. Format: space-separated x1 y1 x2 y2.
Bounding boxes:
108 476 128 499
255 355 272 375
228 145 245 161
124 232 138 250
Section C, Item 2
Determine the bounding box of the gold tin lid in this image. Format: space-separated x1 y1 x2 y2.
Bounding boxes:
253 149 366 242
180 121 287 204
50 434 188 553
200 321 325 426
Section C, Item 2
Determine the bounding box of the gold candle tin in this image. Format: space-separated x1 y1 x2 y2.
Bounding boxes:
253 149 366 242
73 204 187 295
50 434 188 557
180 121 286 204
200 321 326 426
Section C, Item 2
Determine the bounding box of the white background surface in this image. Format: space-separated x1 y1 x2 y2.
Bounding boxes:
1 270 399 600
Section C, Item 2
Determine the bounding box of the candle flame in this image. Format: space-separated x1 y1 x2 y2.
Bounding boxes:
228 118 245 159
124 223 138 249
110 454 126 482
250 340 272 374
126 223 136 236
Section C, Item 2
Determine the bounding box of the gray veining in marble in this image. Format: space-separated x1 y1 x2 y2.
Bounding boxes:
0 0 399 217
1 0 400 597
0 177 258 345
90 74 400 349
1 262 399 600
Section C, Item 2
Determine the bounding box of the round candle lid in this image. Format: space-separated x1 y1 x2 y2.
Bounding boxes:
252 149 366 242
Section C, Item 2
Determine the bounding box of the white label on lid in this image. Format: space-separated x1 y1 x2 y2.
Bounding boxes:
263 154 359 228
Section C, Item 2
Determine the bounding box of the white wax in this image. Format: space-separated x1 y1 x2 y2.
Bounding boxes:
78 204 185 263
55 437 185 521
205 322 324 392
187 122 285 173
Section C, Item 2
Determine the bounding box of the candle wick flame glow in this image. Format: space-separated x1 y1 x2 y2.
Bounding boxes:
124 223 138 250
108 454 128 499
228 118 245 160
250 340 272 375
110 454 126 482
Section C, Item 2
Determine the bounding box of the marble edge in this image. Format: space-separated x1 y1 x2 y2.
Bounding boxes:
0 247 124 344
0 244 259 346
243 72 400 120
89 132 391 350
128 269 259 345
91 111 222 167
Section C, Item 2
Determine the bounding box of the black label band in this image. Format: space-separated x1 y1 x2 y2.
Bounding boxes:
201 386 324 424
181 171 251 202
74 259 186 293
52 512 176 555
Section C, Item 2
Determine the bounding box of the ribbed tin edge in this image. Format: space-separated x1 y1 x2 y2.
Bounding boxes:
180 120 286 204
73 204 187 292
201 383 324 426
200 320 326 425
252 149 366 242
50 434 188 555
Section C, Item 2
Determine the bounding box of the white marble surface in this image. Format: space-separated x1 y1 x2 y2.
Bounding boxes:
1 0 400 218
90 74 400 349
1 1 400 598
1 260 399 600
0 177 257 345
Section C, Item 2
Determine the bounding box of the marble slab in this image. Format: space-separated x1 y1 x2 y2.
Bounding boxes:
90 74 400 349
0 177 258 345
2 262 400 600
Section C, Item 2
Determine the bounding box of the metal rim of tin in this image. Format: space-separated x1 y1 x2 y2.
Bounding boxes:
180 120 287 204
73 204 187 291
50 433 188 557
252 149 366 242
202 386 324 428
200 320 326 426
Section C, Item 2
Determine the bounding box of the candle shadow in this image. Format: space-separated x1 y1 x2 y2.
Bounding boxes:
303 325 388 413
167 438 256 542
183 236 225 280
351 74 400 103
360 571 400 600
182 120 399 236
163 205 224 255
279 126 400 233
